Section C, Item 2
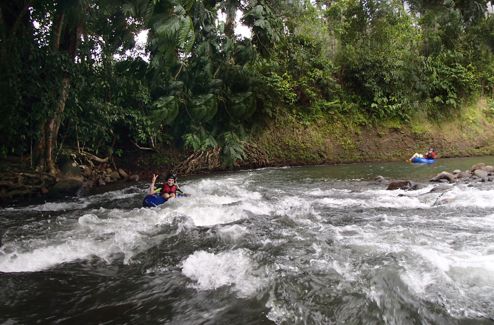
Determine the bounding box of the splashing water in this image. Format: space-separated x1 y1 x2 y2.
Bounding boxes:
1 160 494 324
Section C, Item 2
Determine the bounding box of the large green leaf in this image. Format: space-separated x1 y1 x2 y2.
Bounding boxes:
228 92 255 120
152 95 180 125
188 93 217 122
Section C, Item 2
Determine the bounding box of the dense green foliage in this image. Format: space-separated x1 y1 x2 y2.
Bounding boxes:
1 0 494 170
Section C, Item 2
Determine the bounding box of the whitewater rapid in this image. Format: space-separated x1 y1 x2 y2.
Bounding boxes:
1 166 494 323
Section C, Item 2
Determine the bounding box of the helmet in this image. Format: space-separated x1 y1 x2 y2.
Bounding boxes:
166 173 177 180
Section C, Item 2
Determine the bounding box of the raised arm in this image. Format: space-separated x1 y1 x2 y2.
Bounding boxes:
148 174 158 194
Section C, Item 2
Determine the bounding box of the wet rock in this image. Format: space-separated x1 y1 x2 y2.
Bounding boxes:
77 180 94 196
470 163 486 172
118 168 128 179
97 178 106 186
61 160 82 177
455 171 471 179
129 175 139 182
51 177 84 196
110 171 120 181
81 165 92 178
104 176 112 183
83 180 94 189
387 180 417 190
482 165 494 173
430 171 455 183
375 175 386 183
473 169 488 182
105 168 113 174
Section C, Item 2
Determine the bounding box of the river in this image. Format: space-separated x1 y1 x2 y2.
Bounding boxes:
1 157 494 324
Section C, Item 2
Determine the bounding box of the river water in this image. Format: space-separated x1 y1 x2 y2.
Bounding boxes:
1 157 494 324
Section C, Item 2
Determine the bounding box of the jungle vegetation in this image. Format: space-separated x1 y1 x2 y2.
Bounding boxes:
1 0 494 174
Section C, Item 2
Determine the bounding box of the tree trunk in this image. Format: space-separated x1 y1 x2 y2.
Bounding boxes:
224 6 236 39
34 8 81 175
44 76 71 175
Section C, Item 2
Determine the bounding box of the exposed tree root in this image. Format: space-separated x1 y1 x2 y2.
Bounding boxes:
175 147 222 175
174 143 270 175
242 143 269 168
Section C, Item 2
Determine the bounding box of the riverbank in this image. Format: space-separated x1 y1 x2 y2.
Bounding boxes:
2 98 494 206
250 98 494 167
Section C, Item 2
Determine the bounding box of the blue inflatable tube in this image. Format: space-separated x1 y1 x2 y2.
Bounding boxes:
411 157 435 164
142 193 190 207
142 194 167 207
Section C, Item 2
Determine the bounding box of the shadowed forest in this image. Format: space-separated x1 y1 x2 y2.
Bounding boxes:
2 0 494 175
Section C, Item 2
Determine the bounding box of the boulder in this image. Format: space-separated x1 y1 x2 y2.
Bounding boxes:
118 168 128 179
82 180 94 189
51 177 84 196
452 169 462 174
473 169 489 182
128 174 139 182
482 165 494 173
110 171 120 181
455 171 471 179
387 180 417 190
60 160 82 178
78 180 94 196
430 171 456 183
375 175 386 183
81 165 92 178
471 163 486 172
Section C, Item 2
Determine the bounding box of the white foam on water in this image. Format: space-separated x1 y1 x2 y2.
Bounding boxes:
0 175 268 272
88 186 141 201
4 186 143 212
315 190 432 209
192 177 255 197
22 200 90 212
172 204 247 227
78 213 102 226
315 197 366 208
313 188 434 209
275 197 318 219
181 249 263 297
0 207 177 272
436 186 494 208
165 176 272 227
0 239 110 272
399 268 435 294
413 246 494 284
306 188 352 196
332 207 494 319
238 199 273 215
217 225 249 242
266 295 299 325
398 243 494 318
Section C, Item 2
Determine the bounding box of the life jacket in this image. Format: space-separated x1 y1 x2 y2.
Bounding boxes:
162 183 177 194
425 151 437 159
